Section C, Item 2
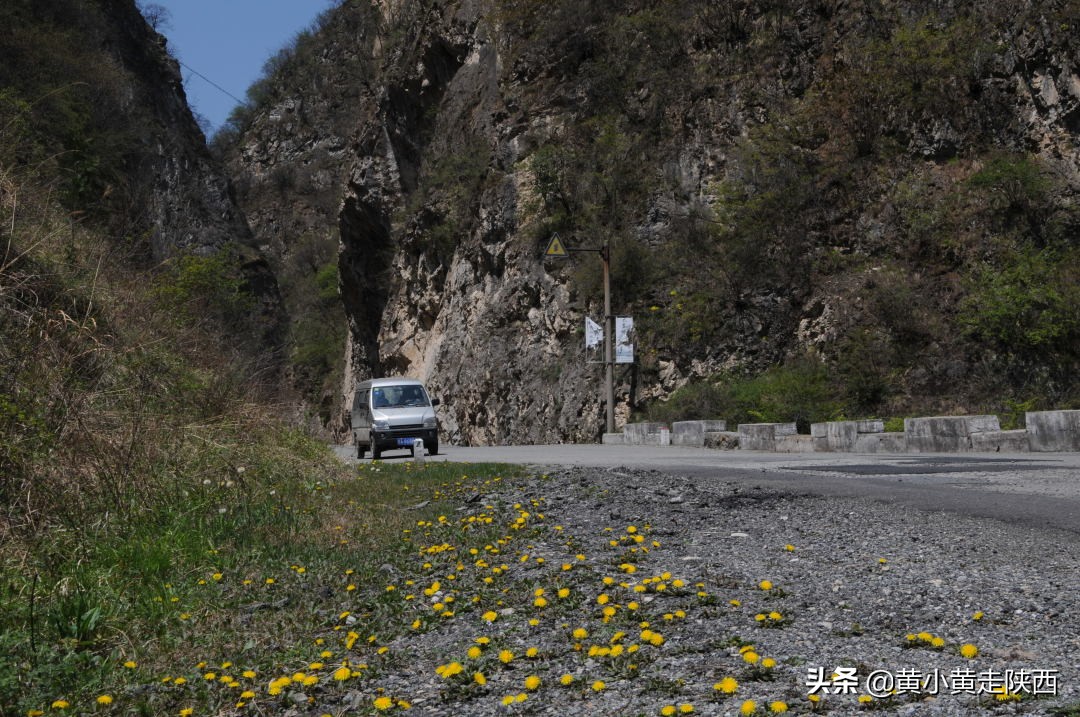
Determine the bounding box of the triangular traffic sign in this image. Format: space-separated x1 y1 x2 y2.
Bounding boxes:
544 234 569 257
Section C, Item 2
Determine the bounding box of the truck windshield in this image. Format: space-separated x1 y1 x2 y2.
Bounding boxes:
372 386 429 408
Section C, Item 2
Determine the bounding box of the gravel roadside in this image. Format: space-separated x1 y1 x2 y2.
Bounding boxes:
317 464 1080 716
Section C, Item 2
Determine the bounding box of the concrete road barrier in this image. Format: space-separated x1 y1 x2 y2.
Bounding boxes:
854 432 907 453
738 422 798 451
775 434 815 452
970 429 1030 453
811 420 885 451
623 422 667 445
1027 410 1080 452
612 409 1078 454
905 415 1000 453
671 420 728 446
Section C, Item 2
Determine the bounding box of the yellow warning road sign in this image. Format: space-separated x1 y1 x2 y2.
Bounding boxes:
544 234 569 257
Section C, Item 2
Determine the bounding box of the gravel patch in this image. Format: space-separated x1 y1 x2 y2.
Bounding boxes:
295 466 1080 716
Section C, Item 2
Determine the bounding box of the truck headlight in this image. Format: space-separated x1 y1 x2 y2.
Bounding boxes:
373 419 389 431
423 416 437 429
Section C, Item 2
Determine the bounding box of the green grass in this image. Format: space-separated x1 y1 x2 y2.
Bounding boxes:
1 455 522 714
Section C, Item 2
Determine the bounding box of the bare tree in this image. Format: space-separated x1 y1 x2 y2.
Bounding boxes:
137 2 171 31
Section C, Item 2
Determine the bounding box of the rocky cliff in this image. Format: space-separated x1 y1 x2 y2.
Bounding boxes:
224 0 1079 444
1 0 282 346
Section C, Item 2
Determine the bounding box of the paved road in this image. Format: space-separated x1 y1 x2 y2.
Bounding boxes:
332 443 1080 535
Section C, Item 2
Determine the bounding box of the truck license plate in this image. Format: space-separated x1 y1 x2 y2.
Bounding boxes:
396 438 415 447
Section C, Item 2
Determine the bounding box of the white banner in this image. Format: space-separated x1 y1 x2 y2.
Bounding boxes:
585 316 603 350
615 316 634 364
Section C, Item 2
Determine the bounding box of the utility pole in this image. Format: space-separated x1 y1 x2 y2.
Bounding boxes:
601 241 614 435
545 233 616 435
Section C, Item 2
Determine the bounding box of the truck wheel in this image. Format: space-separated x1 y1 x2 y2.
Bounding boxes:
372 445 382 460
428 440 438 456
356 443 366 459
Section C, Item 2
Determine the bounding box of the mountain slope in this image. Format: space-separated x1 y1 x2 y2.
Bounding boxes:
222 0 1080 443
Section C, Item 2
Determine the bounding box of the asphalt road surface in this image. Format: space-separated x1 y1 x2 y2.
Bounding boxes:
332 443 1080 535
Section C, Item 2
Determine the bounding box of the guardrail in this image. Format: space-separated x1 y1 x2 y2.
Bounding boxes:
615 410 1080 453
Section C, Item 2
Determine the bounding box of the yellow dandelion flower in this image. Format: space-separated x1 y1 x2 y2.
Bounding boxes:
759 580 772 590
715 677 738 694
960 643 978 659
769 701 788 713
333 666 350 682
501 695 515 707
560 674 574 686
973 611 985 621
96 696 113 706
930 636 945 648
524 675 541 690
498 650 514 664
373 696 394 711
591 680 606 692
597 593 610 605
742 651 760 664
679 705 694 714
437 661 464 678
661 707 677 717
50 701 70 710
482 610 498 622
740 700 756 716
474 672 486 686
572 628 589 640
857 695 872 704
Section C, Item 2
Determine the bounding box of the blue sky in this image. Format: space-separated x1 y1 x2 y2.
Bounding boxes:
149 0 337 136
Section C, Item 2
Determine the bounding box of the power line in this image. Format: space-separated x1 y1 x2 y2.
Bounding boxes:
176 59 246 106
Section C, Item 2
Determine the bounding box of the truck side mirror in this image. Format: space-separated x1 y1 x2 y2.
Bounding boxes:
431 398 440 406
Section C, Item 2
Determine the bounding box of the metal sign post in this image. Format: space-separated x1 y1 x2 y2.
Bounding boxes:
544 233 616 435
601 242 614 436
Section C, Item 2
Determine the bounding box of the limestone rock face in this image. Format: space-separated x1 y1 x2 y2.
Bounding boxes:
334 6 612 444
